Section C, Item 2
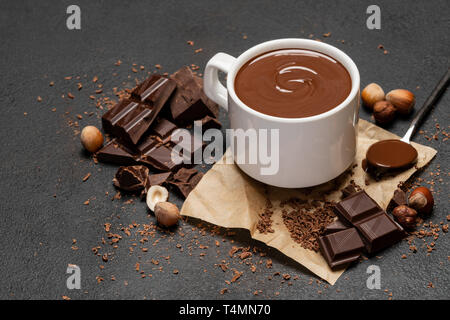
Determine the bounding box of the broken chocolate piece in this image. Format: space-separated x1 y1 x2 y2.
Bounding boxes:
391 189 407 207
169 168 203 198
140 144 182 172
200 115 222 133
113 165 150 193
151 118 178 142
103 75 176 145
173 167 198 183
148 172 172 186
319 228 365 269
169 67 219 124
341 182 362 199
96 139 137 165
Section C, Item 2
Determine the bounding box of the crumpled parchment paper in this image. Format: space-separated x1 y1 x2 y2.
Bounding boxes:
181 119 437 284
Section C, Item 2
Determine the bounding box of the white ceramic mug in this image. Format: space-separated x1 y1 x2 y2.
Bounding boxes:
204 38 360 188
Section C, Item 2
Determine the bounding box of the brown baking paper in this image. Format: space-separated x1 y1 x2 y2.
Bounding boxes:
181 119 437 284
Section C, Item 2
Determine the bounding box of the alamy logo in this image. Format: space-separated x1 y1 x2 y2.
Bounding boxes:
66 264 81 289
169 121 280 176
66 5 81 30
366 5 381 30
366 265 381 289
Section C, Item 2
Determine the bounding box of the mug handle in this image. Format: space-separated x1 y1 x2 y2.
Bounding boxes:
204 53 236 111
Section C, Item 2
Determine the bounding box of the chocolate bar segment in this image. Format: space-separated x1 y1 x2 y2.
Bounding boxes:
140 144 182 172
151 118 178 142
131 74 176 105
324 219 350 235
103 75 176 146
318 228 365 269
101 99 139 134
333 191 383 225
333 190 404 254
169 67 219 124
96 139 137 165
356 213 404 253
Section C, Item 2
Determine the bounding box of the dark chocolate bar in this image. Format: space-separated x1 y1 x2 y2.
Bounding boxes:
96 139 137 165
318 228 365 269
333 190 404 254
102 75 176 145
169 67 219 124
101 99 139 134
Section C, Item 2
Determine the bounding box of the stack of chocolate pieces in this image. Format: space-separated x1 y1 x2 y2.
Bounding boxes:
96 66 221 198
319 190 405 269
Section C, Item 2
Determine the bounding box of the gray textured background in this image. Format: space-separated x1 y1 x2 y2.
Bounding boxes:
0 0 448 300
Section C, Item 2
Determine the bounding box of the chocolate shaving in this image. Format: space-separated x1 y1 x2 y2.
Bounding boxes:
281 199 336 252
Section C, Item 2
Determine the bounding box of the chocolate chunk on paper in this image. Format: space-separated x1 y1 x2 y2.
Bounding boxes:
180 119 437 284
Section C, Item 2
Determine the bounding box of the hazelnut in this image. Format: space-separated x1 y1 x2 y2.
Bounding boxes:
392 205 417 229
80 126 103 153
373 100 396 124
361 83 385 110
386 89 415 115
146 185 169 211
154 201 180 227
408 187 434 215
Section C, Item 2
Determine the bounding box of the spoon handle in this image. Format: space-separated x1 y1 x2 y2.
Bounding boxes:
402 67 450 143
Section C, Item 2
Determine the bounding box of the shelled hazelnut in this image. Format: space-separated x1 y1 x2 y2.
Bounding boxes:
373 100 396 124
392 205 417 229
408 187 434 215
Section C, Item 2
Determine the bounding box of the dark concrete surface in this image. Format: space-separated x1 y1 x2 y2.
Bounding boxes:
0 0 448 300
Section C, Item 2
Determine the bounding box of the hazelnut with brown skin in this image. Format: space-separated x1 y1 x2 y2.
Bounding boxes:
361 83 385 110
386 89 415 115
392 205 417 229
373 100 396 124
80 126 103 153
154 201 180 228
408 187 434 215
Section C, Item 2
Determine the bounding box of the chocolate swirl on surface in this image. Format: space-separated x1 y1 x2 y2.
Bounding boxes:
235 49 352 118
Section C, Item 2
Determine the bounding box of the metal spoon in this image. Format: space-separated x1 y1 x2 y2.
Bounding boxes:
366 67 450 171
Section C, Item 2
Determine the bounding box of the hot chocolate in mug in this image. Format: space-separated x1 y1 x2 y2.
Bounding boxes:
204 39 360 188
